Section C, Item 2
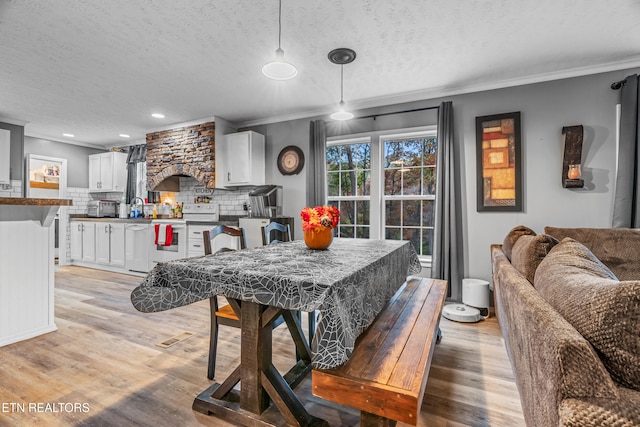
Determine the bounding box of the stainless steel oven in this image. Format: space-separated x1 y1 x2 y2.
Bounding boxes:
150 220 187 264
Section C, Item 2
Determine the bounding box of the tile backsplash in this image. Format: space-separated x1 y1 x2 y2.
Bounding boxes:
175 177 249 216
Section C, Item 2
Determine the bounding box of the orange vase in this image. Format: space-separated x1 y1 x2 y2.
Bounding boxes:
303 228 334 250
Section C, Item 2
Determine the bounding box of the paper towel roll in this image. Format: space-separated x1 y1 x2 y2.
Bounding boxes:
462 278 490 308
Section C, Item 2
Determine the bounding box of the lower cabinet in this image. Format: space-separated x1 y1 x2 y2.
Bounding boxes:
71 220 126 269
96 222 125 267
70 221 96 262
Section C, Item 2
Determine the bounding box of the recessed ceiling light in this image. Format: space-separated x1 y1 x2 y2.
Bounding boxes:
119 134 130 138
63 133 75 137
151 113 165 119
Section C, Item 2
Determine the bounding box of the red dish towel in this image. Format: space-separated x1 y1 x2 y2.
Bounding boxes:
154 224 173 246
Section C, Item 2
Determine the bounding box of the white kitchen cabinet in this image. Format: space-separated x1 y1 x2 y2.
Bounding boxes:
89 152 127 192
0 129 10 184
70 221 97 262
96 222 125 266
222 131 265 186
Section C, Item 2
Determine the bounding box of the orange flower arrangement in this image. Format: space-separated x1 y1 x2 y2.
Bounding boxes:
300 205 340 232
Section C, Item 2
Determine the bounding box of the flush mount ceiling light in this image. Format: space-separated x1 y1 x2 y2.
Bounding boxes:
328 48 356 121
151 113 165 119
119 134 130 138
262 0 297 80
63 133 75 137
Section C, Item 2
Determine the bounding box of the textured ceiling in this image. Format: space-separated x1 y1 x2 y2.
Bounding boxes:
1 0 640 147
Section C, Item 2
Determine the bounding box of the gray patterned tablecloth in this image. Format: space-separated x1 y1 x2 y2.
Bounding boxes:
131 238 421 369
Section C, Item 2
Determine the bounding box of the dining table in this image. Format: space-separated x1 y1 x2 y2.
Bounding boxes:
131 238 422 426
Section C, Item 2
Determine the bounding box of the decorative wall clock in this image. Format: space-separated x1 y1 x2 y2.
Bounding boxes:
277 145 305 175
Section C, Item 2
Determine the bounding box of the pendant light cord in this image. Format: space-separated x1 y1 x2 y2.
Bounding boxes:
278 0 282 50
340 64 344 103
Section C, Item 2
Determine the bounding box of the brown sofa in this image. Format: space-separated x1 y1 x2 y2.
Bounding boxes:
491 226 640 427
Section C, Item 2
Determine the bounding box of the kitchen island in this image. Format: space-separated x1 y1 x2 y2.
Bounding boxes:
0 197 72 347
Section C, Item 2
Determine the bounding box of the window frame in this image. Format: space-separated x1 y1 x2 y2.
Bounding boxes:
327 125 437 266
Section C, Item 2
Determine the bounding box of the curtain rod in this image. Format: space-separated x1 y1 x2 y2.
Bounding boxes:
353 105 440 120
611 79 626 90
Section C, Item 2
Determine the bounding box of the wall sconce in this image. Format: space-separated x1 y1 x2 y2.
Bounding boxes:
561 125 584 188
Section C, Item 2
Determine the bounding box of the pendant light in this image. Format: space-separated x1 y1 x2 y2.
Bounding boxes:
262 0 297 80
328 48 356 121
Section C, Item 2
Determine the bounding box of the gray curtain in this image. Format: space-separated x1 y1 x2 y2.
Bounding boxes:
612 74 640 228
306 120 327 206
125 144 146 204
432 101 463 299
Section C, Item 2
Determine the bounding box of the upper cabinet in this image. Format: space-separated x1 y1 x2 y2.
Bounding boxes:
222 131 265 187
0 129 10 184
89 152 127 192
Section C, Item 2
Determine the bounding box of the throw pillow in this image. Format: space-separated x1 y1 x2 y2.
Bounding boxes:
502 225 536 261
535 238 640 392
544 226 640 280
510 234 559 283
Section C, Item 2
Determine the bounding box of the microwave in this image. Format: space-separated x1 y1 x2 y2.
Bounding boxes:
87 200 118 218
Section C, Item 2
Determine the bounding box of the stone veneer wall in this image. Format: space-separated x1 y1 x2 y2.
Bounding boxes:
146 121 215 190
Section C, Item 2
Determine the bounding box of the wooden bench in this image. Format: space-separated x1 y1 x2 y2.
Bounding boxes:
312 277 447 426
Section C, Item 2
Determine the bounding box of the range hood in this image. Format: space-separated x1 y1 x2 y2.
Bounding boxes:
146 121 216 191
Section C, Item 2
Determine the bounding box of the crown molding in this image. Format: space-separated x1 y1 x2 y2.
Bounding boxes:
0 116 29 126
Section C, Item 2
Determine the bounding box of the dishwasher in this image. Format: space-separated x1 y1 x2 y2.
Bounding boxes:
125 223 151 273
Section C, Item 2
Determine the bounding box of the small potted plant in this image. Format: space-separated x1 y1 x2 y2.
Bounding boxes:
300 205 340 250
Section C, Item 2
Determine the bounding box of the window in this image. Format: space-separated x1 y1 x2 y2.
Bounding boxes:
326 126 437 262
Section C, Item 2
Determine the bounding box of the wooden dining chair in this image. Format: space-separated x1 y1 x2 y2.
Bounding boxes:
261 221 316 349
261 221 292 245
203 225 246 380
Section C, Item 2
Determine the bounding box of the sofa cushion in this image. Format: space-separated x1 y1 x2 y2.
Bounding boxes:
535 238 640 392
544 226 640 280
510 234 559 283
502 225 536 261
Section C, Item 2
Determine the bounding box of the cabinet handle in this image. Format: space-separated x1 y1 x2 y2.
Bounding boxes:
193 244 201 247
78 224 81 231
228 172 231 181
82 224 85 231
105 225 109 233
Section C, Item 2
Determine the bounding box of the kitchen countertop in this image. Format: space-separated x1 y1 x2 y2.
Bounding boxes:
69 215 240 226
0 197 73 226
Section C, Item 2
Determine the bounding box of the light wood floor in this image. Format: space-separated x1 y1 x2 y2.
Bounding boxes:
0 266 525 427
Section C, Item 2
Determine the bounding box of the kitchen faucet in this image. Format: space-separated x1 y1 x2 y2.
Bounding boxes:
131 197 144 218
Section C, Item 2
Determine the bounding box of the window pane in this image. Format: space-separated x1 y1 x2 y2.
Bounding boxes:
422 167 436 195
356 171 370 196
352 144 370 169
339 225 354 238
402 168 421 195
337 146 349 170
327 172 339 197
356 226 370 238
403 228 420 254
326 146 340 171
385 200 401 226
340 171 354 196
356 201 370 225
422 200 435 227
340 200 355 225
423 137 437 166
421 228 434 256
384 169 402 195
384 140 402 168
404 200 421 226
385 227 401 240
342 145 359 171
403 139 422 167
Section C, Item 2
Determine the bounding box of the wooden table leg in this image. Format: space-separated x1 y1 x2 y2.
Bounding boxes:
193 301 329 426
240 300 271 414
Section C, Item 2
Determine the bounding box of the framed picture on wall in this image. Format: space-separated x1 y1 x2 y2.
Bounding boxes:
476 112 522 212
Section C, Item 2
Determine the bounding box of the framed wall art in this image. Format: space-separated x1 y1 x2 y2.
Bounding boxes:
476 111 522 212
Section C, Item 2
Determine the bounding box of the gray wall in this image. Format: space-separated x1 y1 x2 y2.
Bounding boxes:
245 67 632 295
24 137 106 187
0 122 25 181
